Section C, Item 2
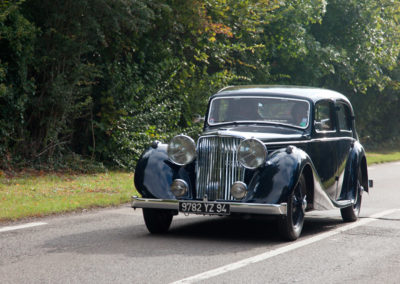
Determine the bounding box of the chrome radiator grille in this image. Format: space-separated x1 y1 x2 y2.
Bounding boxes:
196 136 245 201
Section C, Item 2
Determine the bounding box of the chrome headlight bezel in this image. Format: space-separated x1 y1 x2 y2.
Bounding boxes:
237 138 267 169
167 135 196 166
231 181 248 200
170 179 189 197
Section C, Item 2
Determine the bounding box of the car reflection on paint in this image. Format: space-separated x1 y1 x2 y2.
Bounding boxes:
132 85 372 241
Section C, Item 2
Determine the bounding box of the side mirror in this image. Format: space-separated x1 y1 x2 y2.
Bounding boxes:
193 114 205 123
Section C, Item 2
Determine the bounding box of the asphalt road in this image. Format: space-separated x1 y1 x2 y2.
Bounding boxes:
1 162 400 283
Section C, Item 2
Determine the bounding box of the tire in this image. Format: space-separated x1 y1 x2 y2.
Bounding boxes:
142 208 173 234
278 175 307 241
341 167 363 222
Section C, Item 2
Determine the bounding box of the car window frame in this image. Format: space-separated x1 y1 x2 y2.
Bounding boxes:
336 100 353 134
314 99 337 134
207 95 311 129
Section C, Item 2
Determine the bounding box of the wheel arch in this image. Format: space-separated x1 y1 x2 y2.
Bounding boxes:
360 154 369 192
301 163 314 211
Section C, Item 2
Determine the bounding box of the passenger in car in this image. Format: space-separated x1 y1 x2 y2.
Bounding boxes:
291 102 308 127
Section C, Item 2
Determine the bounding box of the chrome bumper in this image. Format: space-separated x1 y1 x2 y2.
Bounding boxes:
131 196 287 215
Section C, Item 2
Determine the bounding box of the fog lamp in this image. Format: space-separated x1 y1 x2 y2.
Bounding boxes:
171 179 188 197
231 181 248 200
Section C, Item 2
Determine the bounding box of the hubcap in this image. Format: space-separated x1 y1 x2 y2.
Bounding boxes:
292 185 305 227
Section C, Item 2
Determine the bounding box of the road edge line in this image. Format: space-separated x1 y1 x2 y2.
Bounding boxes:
0 222 48 233
170 209 400 284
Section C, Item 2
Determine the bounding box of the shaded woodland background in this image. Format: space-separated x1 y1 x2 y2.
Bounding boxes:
1 0 400 170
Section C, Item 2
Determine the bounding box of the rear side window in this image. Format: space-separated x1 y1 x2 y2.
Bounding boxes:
314 101 335 132
337 103 352 131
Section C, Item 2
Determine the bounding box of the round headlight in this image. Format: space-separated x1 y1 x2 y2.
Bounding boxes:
238 138 267 169
171 179 188 197
167 135 196 166
231 181 248 200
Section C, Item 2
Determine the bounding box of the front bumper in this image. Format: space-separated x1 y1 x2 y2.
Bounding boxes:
131 196 287 215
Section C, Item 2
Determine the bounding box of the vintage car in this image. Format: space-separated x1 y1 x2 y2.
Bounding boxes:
132 85 372 241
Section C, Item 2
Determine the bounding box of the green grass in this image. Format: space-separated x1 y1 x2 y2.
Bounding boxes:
0 171 137 222
0 150 399 222
366 151 400 165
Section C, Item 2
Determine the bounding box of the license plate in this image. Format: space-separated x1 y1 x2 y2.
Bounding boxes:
179 201 230 215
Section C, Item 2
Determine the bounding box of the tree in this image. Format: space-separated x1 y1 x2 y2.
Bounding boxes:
1 0 400 170
0 1 37 167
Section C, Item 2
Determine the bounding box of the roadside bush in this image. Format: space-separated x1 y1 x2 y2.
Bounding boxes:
1 0 400 171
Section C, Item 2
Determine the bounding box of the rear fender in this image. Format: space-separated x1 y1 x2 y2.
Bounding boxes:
134 144 194 199
339 141 369 201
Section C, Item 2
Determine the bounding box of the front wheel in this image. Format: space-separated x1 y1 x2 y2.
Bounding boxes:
142 208 173 234
341 167 363 222
278 175 307 241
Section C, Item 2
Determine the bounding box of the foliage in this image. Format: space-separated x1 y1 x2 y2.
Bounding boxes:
0 1 37 167
309 0 400 142
0 0 400 170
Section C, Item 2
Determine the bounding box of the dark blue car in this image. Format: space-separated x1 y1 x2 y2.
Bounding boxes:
132 86 372 241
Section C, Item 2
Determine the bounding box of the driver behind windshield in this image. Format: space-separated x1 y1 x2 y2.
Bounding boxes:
290 102 309 127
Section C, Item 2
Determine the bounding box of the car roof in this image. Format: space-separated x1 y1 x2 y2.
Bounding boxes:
213 85 351 104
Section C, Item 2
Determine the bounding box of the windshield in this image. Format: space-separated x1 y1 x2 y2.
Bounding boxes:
208 96 310 129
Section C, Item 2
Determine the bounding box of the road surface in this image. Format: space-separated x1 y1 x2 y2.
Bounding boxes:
1 162 400 283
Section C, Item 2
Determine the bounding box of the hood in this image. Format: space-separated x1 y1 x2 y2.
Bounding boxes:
202 124 307 143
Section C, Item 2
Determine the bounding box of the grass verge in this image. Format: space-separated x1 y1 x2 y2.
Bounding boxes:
0 171 137 222
366 151 400 165
1 150 399 222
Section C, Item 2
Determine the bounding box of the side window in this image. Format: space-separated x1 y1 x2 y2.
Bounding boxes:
314 101 335 132
337 103 352 131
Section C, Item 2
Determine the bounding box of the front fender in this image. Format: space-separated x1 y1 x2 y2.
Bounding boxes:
245 146 310 204
134 144 194 199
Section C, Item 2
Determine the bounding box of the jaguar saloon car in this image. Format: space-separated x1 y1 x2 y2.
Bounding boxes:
132 85 371 241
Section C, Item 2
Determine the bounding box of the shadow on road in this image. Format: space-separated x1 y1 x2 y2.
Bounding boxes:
42 213 345 258
168 214 343 241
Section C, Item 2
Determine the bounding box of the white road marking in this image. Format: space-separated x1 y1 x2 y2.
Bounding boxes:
0 222 47 233
171 209 400 284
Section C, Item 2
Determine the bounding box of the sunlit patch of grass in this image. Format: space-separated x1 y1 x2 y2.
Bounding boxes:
0 171 137 221
366 151 400 165
2 150 397 221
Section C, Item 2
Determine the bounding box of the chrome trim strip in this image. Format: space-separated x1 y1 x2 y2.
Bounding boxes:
217 86 235 93
315 129 337 134
132 197 288 215
199 135 355 146
200 133 247 140
264 137 355 145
